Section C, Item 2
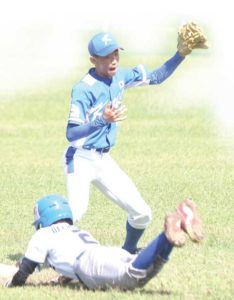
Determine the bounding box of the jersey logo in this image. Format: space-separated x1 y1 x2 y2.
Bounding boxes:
111 89 124 109
119 80 124 88
111 98 121 109
89 102 106 121
102 33 112 46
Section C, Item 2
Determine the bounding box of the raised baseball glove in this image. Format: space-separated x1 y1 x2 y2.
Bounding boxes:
177 22 209 56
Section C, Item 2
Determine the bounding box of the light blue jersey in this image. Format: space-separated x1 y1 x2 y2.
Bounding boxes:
68 65 149 149
67 51 184 150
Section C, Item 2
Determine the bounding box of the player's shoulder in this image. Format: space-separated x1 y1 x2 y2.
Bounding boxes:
32 224 71 238
29 226 51 245
33 226 52 236
117 65 148 77
72 73 98 94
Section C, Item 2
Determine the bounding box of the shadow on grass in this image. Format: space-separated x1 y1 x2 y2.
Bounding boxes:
25 280 173 296
7 253 23 262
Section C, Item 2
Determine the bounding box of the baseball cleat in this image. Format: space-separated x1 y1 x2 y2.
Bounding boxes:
177 198 203 243
164 212 186 247
131 247 144 255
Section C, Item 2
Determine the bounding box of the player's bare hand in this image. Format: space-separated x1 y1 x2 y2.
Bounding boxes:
4 280 12 288
103 102 127 123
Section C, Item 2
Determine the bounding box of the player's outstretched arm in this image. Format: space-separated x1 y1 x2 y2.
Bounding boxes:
149 22 209 85
5 257 38 287
149 52 184 85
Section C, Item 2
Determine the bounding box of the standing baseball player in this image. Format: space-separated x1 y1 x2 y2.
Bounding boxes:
6 195 203 289
64 25 208 254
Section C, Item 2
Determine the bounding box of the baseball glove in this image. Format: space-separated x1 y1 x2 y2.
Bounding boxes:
177 22 209 56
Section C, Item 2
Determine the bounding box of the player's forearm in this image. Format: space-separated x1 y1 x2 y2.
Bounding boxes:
149 52 185 84
66 116 108 142
8 257 38 287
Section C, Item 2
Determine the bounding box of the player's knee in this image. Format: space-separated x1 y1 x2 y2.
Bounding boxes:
127 265 148 288
129 206 152 229
128 256 167 288
138 211 152 228
148 256 166 277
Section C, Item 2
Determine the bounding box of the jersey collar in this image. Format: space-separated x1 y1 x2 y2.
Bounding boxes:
89 68 113 85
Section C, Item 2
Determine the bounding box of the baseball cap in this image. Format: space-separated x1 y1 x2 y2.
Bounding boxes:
88 32 123 57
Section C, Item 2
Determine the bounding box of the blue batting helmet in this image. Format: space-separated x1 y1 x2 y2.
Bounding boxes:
33 194 73 230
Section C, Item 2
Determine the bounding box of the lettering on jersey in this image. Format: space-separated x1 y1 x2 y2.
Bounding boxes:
88 102 106 121
51 227 63 233
70 227 99 245
111 89 124 109
52 226 60 233
79 232 98 244
71 228 80 233
51 224 69 233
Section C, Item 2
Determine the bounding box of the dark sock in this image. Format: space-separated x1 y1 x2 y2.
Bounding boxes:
122 221 145 253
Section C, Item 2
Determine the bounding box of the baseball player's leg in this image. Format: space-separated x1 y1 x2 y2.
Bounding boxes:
94 154 152 253
129 211 186 287
66 172 90 222
129 201 203 286
74 213 183 290
64 151 95 222
74 246 140 290
122 220 145 254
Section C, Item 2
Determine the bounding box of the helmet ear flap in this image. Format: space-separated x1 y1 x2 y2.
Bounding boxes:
33 203 41 230
34 223 41 230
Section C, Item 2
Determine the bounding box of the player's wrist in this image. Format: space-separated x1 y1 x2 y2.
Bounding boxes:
96 115 109 126
176 51 186 58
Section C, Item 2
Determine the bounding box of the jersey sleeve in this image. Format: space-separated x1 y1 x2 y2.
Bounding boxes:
122 65 151 89
149 51 185 84
123 51 184 89
68 85 91 125
24 231 48 264
66 116 108 142
9 257 38 287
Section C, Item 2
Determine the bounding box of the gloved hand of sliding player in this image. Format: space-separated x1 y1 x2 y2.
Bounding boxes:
177 22 209 56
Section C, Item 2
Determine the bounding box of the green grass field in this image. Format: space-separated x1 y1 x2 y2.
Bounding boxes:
0 52 234 299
